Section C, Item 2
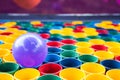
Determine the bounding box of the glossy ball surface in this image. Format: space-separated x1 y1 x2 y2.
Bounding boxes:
12 33 47 68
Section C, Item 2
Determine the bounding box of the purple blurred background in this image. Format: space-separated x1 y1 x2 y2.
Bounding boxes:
0 0 120 14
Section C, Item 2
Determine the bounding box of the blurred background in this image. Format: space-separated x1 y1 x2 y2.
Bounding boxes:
0 0 120 14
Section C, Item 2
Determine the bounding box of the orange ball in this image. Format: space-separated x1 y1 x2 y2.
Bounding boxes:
14 0 41 9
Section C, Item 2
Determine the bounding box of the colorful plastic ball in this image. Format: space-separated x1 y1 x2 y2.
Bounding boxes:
12 33 48 68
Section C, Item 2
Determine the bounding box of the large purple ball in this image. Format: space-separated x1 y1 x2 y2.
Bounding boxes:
12 33 48 68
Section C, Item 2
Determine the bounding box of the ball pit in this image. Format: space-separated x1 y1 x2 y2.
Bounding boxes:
0 20 120 79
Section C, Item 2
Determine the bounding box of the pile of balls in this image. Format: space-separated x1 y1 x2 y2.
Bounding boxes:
0 20 120 80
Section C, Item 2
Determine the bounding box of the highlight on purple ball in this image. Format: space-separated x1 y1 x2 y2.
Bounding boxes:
12 33 48 68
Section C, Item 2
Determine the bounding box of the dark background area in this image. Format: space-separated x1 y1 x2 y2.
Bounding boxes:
0 0 120 14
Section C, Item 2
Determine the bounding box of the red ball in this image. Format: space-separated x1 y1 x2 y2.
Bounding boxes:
14 0 41 9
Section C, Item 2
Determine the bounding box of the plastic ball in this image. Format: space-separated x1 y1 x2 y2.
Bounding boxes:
12 33 48 68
